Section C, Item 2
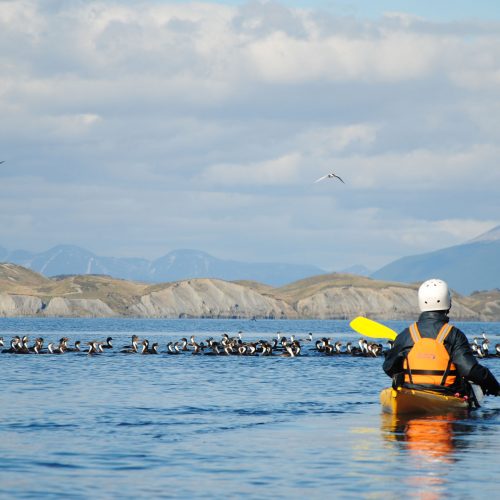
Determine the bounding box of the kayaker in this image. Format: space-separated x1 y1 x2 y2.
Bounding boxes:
383 278 500 397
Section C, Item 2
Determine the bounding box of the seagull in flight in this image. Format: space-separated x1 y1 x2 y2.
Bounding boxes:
0 161 4 164
314 172 345 184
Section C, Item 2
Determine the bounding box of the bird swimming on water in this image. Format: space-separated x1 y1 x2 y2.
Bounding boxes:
314 172 345 184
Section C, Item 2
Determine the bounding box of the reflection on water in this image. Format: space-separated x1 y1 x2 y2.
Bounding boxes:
382 413 464 463
381 412 474 499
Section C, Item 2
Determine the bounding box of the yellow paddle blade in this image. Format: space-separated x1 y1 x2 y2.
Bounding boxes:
349 316 398 341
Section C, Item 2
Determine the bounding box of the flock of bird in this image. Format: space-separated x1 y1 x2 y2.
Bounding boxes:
471 333 499 358
1 332 498 358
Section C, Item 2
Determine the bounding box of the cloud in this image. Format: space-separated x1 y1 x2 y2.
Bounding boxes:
201 152 301 186
340 143 500 191
0 1 499 271
297 123 378 156
245 30 442 83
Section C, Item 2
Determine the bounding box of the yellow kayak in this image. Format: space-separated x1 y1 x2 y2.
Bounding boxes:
380 386 470 415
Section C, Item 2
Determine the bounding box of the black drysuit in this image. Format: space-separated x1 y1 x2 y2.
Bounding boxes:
383 310 500 396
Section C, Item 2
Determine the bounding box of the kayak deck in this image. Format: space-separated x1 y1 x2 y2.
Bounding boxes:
380 386 469 415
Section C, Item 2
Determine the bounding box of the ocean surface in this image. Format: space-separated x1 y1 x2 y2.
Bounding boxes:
1 318 500 499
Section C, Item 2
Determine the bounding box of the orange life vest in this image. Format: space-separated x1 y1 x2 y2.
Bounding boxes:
403 322 457 387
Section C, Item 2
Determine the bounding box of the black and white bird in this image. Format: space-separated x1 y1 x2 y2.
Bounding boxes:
314 172 345 184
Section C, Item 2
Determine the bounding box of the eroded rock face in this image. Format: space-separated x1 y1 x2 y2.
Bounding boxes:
0 294 43 317
294 286 479 320
132 279 297 319
479 300 500 320
0 274 493 320
43 298 115 317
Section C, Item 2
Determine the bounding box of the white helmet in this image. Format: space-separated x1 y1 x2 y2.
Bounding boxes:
418 279 451 312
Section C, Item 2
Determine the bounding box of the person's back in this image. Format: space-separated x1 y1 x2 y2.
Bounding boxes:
383 278 500 397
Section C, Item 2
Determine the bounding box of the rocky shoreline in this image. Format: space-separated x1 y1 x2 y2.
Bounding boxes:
0 263 499 321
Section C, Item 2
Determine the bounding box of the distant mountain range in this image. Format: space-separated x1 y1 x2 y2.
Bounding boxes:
1 224 498 293
340 264 372 277
0 245 325 287
371 225 500 294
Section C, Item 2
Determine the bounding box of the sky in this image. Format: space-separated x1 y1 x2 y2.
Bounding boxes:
0 0 499 272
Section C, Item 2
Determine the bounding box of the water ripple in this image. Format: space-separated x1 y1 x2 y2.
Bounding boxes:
0 318 499 498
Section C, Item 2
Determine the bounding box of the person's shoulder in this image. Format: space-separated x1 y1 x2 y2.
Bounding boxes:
398 327 411 338
449 322 465 333
449 324 469 342
394 326 412 345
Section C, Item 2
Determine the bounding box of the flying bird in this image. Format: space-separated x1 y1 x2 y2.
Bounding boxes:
0 161 4 164
314 172 345 184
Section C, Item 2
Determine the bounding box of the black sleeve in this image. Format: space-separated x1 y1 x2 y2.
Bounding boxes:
383 328 411 377
447 328 480 377
449 328 500 396
468 364 500 396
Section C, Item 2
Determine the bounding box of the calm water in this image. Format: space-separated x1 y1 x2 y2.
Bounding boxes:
1 318 500 499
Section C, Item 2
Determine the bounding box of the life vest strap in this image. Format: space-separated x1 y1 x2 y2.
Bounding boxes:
404 368 457 376
406 364 414 384
437 323 453 343
409 322 421 344
440 357 454 386
410 322 453 345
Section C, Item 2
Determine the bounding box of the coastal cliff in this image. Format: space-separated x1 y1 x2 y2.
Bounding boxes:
0 263 498 320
